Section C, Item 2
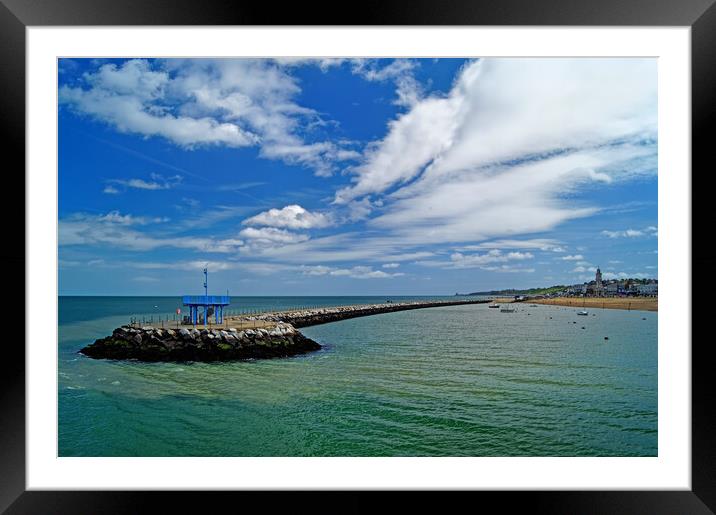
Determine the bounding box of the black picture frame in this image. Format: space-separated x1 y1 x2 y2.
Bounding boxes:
1 0 712 513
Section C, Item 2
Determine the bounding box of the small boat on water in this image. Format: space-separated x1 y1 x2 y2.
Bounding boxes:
577 310 588 316
488 304 500 308
500 306 515 313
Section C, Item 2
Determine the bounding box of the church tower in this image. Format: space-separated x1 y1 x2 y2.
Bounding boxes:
595 266 603 296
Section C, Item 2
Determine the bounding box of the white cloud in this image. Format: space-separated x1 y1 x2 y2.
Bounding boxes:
415 254 536 273
108 173 183 191
351 59 417 82
301 265 333 276
598 271 654 280
59 212 244 253
59 59 357 175
133 259 298 276
449 250 534 269
330 58 656 251
239 227 309 246
394 75 423 108
176 205 250 231
601 226 658 238
60 60 257 148
382 263 400 269
133 260 241 272
301 265 404 279
334 94 461 204
235 231 436 264
276 58 422 108
351 59 422 107
455 239 565 253
103 185 119 194
561 254 584 261
272 58 349 71
572 266 597 273
96 211 169 225
481 265 536 273
242 204 332 230
344 198 376 222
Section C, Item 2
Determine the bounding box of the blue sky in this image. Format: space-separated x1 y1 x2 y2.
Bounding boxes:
58 58 658 296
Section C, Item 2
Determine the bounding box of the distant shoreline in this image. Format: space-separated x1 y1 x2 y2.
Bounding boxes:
530 297 657 312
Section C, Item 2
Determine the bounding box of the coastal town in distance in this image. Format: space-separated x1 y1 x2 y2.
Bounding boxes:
459 267 658 311
58 57 657 458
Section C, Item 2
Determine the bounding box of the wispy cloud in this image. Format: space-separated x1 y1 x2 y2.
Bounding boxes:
239 227 309 247
414 250 534 271
301 265 404 279
601 226 658 238
103 185 119 194
96 211 169 225
106 173 182 192
174 205 252 231
275 58 422 108
328 59 655 254
572 265 597 273
217 182 266 192
456 239 566 253
481 265 536 273
59 59 359 176
59 211 244 253
449 250 534 269
350 59 422 107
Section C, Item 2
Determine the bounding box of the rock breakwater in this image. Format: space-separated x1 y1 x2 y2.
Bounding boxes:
80 322 320 362
246 299 489 328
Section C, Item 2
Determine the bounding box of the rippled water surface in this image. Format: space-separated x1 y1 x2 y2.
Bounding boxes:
59 296 657 456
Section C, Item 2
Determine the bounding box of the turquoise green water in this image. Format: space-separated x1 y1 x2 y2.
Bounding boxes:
58 297 657 456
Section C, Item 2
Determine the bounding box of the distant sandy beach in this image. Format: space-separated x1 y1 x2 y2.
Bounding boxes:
530 297 657 312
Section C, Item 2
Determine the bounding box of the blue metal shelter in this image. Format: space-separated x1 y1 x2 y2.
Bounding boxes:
182 295 230 325
182 268 231 326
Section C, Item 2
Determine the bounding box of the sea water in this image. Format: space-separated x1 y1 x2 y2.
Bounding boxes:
58 297 657 456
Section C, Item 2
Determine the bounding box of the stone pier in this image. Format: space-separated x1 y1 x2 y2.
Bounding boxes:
81 298 488 362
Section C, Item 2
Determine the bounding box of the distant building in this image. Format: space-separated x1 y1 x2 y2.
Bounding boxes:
569 283 587 295
637 282 658 296
605 282 619 295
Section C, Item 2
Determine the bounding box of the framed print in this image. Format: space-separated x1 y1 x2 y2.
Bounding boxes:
2 0 713 512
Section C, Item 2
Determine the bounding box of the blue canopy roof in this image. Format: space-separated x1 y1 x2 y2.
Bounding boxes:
182 295 230 306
